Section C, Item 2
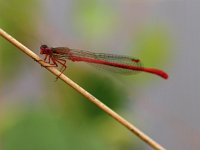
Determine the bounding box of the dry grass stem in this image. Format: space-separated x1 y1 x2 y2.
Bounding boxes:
0 28 166 150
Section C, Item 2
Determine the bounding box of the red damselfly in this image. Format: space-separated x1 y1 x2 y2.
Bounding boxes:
40 45 168 79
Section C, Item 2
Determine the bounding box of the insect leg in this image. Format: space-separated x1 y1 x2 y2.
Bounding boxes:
44 54 48 62
56 59 67 73
49 57 58 67
53 59 67 80
48 55 51 63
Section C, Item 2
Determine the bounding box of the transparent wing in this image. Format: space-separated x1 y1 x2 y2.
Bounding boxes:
70 49 143 74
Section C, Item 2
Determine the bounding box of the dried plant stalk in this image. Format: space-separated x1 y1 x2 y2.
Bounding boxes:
0 28 166 150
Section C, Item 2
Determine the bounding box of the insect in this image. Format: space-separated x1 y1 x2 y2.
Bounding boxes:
40 45 168 79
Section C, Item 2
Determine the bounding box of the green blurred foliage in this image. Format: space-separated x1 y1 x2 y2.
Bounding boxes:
73 0 116 39
0 1 171 149
131 24 171 81
54 66 127 119
1 104 143 150
0 0 38 80
75 72 126 117
2 106 109 150
134 24 170 66
37 66 136 149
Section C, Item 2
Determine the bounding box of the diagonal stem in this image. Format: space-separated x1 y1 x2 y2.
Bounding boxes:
0 28 166 150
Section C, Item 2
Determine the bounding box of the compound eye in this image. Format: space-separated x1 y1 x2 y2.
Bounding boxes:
40 45 48 49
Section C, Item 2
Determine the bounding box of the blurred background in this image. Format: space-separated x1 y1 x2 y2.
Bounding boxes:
0 0 199 150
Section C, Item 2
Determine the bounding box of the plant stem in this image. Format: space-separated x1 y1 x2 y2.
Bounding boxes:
0 28 166 150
